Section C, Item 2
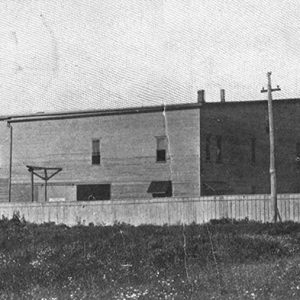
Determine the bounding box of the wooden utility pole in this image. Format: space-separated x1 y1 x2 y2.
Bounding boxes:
261 72 281 222
8 124 12 202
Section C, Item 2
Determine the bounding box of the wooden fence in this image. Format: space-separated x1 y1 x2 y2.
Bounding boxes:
0 194 299 226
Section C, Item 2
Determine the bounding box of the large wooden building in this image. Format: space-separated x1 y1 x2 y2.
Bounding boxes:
0 91 299 202
0 103 201 202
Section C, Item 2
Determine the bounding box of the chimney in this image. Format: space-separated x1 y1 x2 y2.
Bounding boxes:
220 89 225 103
197 90 205 104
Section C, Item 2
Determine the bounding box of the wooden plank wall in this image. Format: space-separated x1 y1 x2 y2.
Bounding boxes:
0 179 8 202
8 109 201 200
0 194 299 226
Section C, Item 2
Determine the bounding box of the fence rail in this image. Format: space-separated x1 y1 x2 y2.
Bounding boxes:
0 194 299 226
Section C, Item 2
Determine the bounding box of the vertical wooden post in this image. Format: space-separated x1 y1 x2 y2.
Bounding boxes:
267 72 277 222
44 169 48 202
31 170 34 202
45 180 47 202
8 124 12 202
261 72 281 222
26 166 62 203
198 90 205 196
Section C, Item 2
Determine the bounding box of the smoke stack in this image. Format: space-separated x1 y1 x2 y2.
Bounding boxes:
220 89 225 103
197 90 205 104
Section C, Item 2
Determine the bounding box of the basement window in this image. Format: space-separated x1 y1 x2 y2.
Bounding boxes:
156 136 167 162
147 181 172 198
77 184 111 201
92 139 100 165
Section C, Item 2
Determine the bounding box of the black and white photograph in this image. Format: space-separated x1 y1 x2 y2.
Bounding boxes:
0 0 299 299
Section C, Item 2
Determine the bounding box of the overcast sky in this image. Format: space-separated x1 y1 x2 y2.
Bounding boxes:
0 0 299 114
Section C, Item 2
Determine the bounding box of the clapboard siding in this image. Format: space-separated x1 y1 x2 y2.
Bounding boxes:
3 109 200 201
0 179 8 202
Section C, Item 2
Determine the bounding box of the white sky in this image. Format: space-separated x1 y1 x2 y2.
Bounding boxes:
0 0 299 113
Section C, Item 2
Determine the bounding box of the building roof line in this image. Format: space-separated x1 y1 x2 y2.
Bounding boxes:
3 97 300 123
5 102 201 123
202 98 300 105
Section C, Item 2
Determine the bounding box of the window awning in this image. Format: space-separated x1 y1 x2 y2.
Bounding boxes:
147 181 172 194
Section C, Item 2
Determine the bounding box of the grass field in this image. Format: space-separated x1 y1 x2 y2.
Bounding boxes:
0 214 299 299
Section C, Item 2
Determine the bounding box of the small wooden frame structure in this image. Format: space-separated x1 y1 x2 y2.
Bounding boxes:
26 166 62 202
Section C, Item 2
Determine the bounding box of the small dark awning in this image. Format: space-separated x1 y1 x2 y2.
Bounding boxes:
147 181 172 193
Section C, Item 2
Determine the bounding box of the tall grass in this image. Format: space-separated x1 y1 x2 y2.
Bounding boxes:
0 214 299 299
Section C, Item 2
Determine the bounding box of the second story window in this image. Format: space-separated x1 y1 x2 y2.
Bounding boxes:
205 134 211 161
216 135 222 163
251 138 256 164
296 142 300 168
92 139 100 165
156 136 167 162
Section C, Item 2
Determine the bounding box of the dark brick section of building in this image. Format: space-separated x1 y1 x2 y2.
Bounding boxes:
200 98 300 195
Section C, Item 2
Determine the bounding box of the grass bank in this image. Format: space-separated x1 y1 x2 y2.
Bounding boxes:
0 215 299 299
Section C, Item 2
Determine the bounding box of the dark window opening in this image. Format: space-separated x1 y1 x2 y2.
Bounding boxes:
92 139 100 165
265 124 269 134
205 134 211 161
251 138 256 164
157 149 166 162
147 181 172 198
156 136 167 162
92 155 100 165
77 184 111 201
266 125 270 134
296 143 300 169
216 135 222 163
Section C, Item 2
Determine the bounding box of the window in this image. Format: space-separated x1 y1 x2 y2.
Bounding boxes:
147 181 172 198
205 134 211 161
77 184 111 201
216 135 222 163
156 136 167 162
296 143 300 168
251 138 256 164
92 139 100 165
